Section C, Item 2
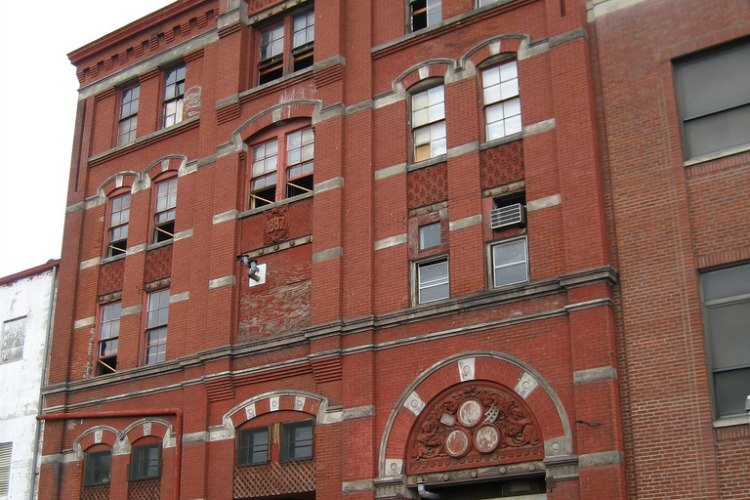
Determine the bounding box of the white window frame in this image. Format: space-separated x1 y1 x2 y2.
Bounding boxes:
411 84 446 163
490 237 528 288
482 59 522 142
162 65 185 128
118 84 139 145
416 257 449 304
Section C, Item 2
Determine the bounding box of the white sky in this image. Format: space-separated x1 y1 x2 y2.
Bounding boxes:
0 1 175 278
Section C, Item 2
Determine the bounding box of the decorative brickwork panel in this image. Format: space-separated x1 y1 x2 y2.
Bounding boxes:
233 460 315 499
238 260 311 342
407 163 448 210
407 382 542 474
128 479 160 500
80 485 109 500
480 141 524 190
144 245 173 284
98 259 125 296
264 206 290 245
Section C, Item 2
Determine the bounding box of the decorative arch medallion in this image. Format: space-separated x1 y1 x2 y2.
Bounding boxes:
408 380 542 474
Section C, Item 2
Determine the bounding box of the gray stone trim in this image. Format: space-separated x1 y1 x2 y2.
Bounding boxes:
208 276 235 290
315 176 344 194
126 243 146 256
447 141 479 159
573 366 617 385
243 235 313 259
449 215 482 232
374 163 407 181
170 291 190 304
579 450 623 467
121 305 142 317
343 480 374 493
80 257 101 270
174 228 193 241
213 210 238 225
544 454 579 480
587 0 650 21
73 317 95 329
312 246 343 263
523 118 556 137
527 194 561 212
375 234 407 251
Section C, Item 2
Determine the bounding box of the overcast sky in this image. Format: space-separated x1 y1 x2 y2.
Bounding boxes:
0 1 175 278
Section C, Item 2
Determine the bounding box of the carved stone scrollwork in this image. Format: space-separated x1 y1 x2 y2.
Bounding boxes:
408 382 542 474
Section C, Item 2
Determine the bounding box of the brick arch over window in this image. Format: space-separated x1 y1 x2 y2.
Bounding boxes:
143 155 187 184
98 172 138 200
234 100 321 145
459 34 528 72
377 351 572 479
122 418 174 449
223 390 327 433
393 59 453 93
74 426 119 459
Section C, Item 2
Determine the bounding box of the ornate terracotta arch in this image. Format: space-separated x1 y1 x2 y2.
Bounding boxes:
378 351 572 479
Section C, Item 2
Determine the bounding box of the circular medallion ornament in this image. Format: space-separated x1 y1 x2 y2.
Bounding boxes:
445 429 470 457
458 399 483 427
474 425 500 453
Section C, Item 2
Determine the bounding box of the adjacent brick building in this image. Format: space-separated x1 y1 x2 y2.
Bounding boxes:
37 0 749 499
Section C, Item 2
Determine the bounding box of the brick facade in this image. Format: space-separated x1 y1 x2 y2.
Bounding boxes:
38 0 748 499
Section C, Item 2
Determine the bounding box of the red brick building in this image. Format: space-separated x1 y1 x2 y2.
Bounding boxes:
591 0 750 498
38 0 748 499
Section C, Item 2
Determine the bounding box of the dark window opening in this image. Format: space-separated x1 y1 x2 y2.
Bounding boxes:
237 428 270 466
128 444 161 481
84 450 112 486
280 420 313 462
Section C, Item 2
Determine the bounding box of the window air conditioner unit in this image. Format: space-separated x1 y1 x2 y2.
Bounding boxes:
490 203 526 229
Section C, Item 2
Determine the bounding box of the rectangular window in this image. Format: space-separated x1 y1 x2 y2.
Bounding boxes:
249 127 314 209
417 258 449 304
128 444 161 481
285 127 314 198
84 450 112 486
98 302 120 374
280 421 313 461
491 238 528 288
118 85 139 145
237 428 269 466
145 289 169 364
153 178 177 243
1 316 26 363
483 60 522 141
700 262 750 418
107 194 130 257
412 85 446 162
258 8 314 85
162 65 185 128
419 222 441 251
673 39 750 160
410 0 442 32
0 442 10 496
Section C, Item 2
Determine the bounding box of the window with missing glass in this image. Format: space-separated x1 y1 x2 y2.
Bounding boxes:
411 84 446 163
1 316 26 363
162 65 185 128
107 193 130 257
673 38 750 160
700 262 750 418
257 7 314 85
409 0 441 32
153 177 177 243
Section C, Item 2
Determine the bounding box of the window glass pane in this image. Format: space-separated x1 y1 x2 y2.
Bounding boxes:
419 223 441 250
702 262 750 300
706 301 750 370
1 317 26 363
493 239 528 287
714 367 750 417
418 260 449 303
683 105 750 159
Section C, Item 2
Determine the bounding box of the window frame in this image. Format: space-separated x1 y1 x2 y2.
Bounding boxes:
162 64 186 128
128 443 162 481
673 38 750 161
481 58 522 142
117 83 139 145
409 0 442 32
248 124 314 210
83 449 112 486
415 256 450 305
144 289 170 365
236 427 270 466
152 176 178 243
97 301 121 375
0 316 26 364
256 6 315 86
279 420 314 462
106 192 131 257
490 236 529 289
410 83 447 163
699 262 750 419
